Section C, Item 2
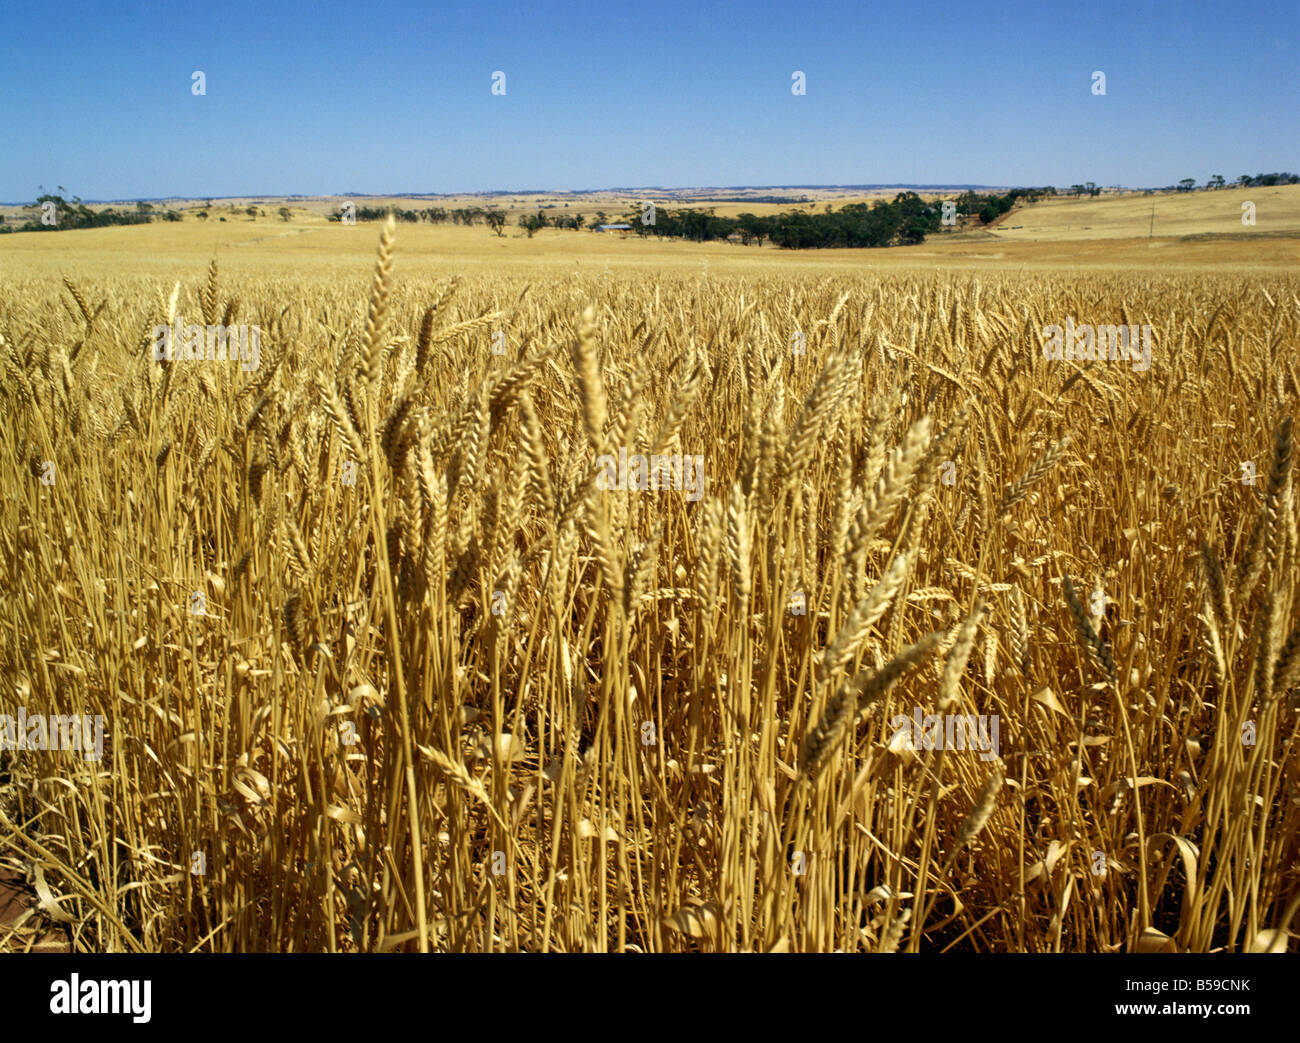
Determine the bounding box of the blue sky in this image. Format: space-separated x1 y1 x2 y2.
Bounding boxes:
1 0 1295 200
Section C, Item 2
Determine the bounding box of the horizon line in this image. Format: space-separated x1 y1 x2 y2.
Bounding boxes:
4 181 1188 207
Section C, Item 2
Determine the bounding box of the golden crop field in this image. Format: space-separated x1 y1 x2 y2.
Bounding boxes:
1 210 1298 954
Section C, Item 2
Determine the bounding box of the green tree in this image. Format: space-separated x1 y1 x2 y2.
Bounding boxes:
737 213 766 247
278 207 291 221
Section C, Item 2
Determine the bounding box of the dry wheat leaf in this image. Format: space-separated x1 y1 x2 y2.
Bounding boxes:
1135 927 1177 953
475 732 525 762
1030 685 1068 716
1101 776 1175 802
663 900 718 938
32 864 77 924
1025 839 1068 885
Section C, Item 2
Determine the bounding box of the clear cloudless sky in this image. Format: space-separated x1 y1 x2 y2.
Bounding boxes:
1 0 1296 200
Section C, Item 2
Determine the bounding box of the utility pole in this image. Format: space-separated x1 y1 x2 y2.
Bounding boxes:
1149 203 1154 238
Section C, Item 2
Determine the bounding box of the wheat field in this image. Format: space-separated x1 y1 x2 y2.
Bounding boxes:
1 216 1298 953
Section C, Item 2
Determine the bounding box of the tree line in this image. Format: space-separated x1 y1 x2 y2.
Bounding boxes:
329 204 494 225
618 187 1054 248
1174 172 1299 191
328 203 593 237
324 188 1050 248
0 192 180 233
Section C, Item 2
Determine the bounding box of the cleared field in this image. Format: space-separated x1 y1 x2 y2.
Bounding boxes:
993 184 1300 241
1 211 1298 953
